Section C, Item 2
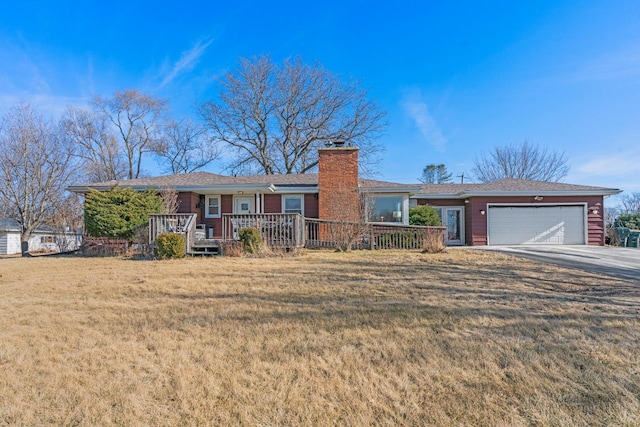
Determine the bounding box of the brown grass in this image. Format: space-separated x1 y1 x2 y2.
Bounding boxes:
0 249 639 426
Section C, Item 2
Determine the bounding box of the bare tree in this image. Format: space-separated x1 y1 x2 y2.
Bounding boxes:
153 118 220 174
325 190 373 251
158 187 181 214
0 104 77 255
50 194 84 252
92 90 167 179
619 192 640 214
199 55 386 175
62 107 126 182
419 164 453 184
472 141 569 183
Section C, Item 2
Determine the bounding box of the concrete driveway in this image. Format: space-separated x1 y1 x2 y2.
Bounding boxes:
477 245 640 282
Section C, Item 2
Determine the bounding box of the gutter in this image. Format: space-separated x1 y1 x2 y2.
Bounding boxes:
68 183 278 194
412 189 622 198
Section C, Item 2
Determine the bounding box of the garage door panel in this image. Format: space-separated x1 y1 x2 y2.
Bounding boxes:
488 205 585 245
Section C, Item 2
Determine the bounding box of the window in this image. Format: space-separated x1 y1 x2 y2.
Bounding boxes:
205 195 221 218
369 195 406 223
40 236 54 243
282 195 304 215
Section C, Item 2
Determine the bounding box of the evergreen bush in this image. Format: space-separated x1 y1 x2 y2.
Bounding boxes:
409 205 441 226
84 187 163 239
614 213 640 230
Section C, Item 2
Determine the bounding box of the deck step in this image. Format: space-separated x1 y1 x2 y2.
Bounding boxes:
189 239 222 256
190 247 220 255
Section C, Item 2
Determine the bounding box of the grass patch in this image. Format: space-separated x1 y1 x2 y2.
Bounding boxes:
0 249 638 425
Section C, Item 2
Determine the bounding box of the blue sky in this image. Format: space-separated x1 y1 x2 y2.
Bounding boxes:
1 1 639 200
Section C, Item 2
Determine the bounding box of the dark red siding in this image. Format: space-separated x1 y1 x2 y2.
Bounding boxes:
263 194 282 213
177 192 200 214
304 194 319 218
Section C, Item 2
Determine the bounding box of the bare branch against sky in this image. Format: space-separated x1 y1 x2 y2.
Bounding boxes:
199 56 387 176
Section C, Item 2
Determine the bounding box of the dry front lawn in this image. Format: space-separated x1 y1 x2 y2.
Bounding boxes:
0 250 639 425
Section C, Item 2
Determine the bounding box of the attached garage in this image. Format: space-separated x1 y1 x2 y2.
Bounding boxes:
487 204 586 245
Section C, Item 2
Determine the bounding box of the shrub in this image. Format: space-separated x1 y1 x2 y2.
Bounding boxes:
422 229 446 254
156 233 186 259
84 187 163 239
238 227 262 254
614 213 640 230
409 205 441 226
221 240 244 257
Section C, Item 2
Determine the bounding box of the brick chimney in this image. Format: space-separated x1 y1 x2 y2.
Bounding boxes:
318 147 360 222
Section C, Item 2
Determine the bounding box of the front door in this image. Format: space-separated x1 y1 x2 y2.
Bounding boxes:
444 208 463 245
234 196 255 214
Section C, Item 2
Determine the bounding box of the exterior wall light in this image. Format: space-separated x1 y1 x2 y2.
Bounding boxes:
534 196 544 201
591 208 599 215
480 209 486 215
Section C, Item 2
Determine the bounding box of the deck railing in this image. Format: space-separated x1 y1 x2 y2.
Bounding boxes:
305 218 446 250
148 213 197 254
148 213 445 254
369 223 446 250
222 213 305 248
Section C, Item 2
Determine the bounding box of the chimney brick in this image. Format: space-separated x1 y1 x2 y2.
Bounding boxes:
318 147 360 222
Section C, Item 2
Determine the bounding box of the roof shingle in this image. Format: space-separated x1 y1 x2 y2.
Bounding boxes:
69 174 619 196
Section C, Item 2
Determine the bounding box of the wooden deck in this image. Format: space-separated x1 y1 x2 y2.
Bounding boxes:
149 213 446 256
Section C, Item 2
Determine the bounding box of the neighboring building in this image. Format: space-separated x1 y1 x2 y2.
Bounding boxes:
0 218 82 255
68 147 621 246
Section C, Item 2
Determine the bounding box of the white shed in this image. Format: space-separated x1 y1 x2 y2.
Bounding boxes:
0 218 82 255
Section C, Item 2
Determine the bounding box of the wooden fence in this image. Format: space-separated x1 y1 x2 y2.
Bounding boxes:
82 236 130 256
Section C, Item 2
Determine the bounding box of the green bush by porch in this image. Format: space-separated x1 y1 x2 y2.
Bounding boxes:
84 187 163 239
238 227 262 253
156 233 186 259
409 205 441 226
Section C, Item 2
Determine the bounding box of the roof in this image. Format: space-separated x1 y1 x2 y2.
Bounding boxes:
67 172 417 194
0 218 70 234
414 178 621 198
0 218 21 232
69 171 314 190
68 174 621 197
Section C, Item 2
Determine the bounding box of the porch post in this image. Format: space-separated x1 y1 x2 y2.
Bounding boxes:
255 193 261 214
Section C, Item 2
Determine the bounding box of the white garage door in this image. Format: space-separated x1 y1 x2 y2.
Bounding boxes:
488 205 586 245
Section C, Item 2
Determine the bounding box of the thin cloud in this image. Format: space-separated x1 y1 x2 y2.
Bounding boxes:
577 154 640 177
572 43 640 82
160 37 214 88
570 148 640 192
400 93 447 151
0 41 50 95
